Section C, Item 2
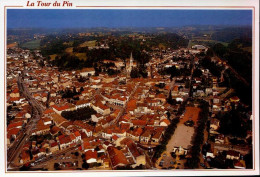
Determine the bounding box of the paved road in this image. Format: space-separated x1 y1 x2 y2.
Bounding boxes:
187 40 192 49
7 72 44 168
109 83 139 126
31 144 81 169
168 78 176 97
155 57 194 169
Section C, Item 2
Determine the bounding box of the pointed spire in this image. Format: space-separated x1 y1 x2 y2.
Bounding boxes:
130 52 133 68
130 52 133 60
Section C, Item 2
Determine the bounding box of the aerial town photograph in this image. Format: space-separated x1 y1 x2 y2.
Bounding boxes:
6 9 253 171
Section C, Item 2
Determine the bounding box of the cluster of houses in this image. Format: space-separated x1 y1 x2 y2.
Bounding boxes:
6 47 180 169
154 48 252 169
6 40 252 170
205 94 252 169
7 48 32 147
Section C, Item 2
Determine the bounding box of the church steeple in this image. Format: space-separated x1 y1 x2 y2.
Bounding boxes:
127 52 134 78
130 52 133 69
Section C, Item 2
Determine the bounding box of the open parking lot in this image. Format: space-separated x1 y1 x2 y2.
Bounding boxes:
167 124 194 150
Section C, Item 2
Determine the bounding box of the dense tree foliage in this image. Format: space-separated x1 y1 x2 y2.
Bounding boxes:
225 49 252 82
217 106 250 138
185 100 209 169
212 37 252 83
146 33 188 49
130 67 148 78
40 33 188 71
167 90 176 105
29 134 53 143
193 68 203 78
54 163 61 170
52 54 84 70
200 56 222 77
203 38 252 106
244 151 253 169
40 37 68 56
226 69 251 106
212 43 227 58
82 162 89 169
7 105 17 125
159 65 191 78
211 27 252 42
61 106 97 121
61 87 80 99
153 117 180 159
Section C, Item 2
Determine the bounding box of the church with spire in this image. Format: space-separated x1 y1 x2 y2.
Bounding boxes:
126 52 135 78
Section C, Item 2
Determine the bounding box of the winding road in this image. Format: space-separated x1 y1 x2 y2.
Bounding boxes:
7 72 44 168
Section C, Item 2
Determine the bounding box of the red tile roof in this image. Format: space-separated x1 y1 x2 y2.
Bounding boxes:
120 138 142 158
181 107 201 125
7 128 20 139
132 119 147 126
126 99 137 111
133 127 143 137
227 150 240 157
74 131 81 137
85 150 98 161
9 97 21 102
44 109 54 114
70 134 76 141
7 121 23 131
141 129 151 138
112 135 119 141
12 88 19 93
59 135 72 145
107 146 128 168
52 105 70 111
50 126 61 135
51 142 58 147
161 119 170 125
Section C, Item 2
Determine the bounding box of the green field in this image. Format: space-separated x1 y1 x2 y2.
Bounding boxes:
75 53 87 60
21 40 41 50
65 47 74 53
63 41 74 46
191 39 229 47
79 40 96 47
242 47 252 53
50 54 58 61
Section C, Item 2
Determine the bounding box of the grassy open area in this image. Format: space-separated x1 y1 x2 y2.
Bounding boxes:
158 43 166 50
242 46 252 53
63 47 87 61
21 39 41 49
191 39 229 47
7 42 18 48
75 53 87 60
65 47 73 53
50 54 58 61
192 39 228 46
202 30 216 35
79 40 96 47
64 47 87 60
63 41 73 46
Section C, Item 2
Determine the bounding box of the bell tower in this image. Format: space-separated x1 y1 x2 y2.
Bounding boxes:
127 52 134 77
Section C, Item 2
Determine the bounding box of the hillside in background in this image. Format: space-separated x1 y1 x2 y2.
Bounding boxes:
211 26 252 43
